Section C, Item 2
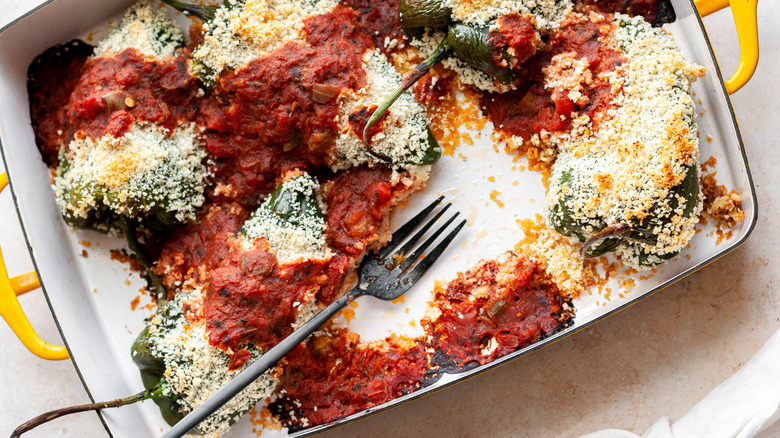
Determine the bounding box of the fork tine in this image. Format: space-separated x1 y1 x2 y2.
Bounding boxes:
380 203 452 265
400 219 467 286
397 212 460 272
385 203 452 265
378 195 444 259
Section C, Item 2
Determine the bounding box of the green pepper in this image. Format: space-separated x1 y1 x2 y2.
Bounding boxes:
448 23 516 83
364 0 526 144
564 165 700 265
421 126 443 164
622 165 700 266
398 0 452 38
261 175 324 223
548 168 607 243
239 173 327 247
161 0 224 22
131 326 186 427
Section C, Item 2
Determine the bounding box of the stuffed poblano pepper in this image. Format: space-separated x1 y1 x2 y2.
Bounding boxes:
162 0 441 165
53 1 208 236
15 172 329 436
131 172 329 433
363 0 570 140
545 15 705 268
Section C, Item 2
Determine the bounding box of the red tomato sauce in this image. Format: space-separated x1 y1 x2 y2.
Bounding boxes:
424 254 571 371
215 6 372 148
63 48 203 146
338 0 406 56
483 13 626 142
272 331 435 430
324 166 395 257
204 237 332 351
272 253 572 429
489 13 538 67
154 203 249 294
202 5 377 207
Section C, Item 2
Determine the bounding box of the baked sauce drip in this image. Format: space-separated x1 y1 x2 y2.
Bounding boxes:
271 331 436 431
483 12 626 142
339 0 406 56
204 237 332 351
488 13 539 68
27 40 94 165
424 253 572 371
154 203 249 294
575 0 676 26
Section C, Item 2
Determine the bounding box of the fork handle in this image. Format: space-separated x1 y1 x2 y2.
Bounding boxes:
161 290 363 438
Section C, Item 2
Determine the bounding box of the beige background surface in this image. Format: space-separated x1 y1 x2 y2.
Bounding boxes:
0 1 777 437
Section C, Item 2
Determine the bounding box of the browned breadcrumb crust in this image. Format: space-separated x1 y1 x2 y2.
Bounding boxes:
699 157 745 236
497 130 557 186
109 248 143 272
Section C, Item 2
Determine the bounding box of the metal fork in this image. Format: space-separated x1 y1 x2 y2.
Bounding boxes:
162 197 465 437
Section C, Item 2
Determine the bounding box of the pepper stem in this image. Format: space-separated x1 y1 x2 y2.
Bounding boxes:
160 0 218 22
11 386 162 438
118 215 168 305
362 38 452 160
580 223 632 257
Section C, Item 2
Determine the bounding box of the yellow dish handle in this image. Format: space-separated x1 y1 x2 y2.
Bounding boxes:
0 173 69 360
695 0 759 94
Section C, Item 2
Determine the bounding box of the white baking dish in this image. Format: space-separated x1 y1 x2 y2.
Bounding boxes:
0 0 758 436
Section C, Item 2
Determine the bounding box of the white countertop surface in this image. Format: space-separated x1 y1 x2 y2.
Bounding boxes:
1 1 778 437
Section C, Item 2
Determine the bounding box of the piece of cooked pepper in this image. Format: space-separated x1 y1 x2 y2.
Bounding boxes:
47 2 209 301
130 326 186 427
364 0 541 142
136 172 326 431
551 164 700 265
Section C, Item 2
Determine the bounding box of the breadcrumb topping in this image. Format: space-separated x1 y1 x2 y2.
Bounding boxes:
54 122 208 223
96 1 184 60
546 14 706 268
